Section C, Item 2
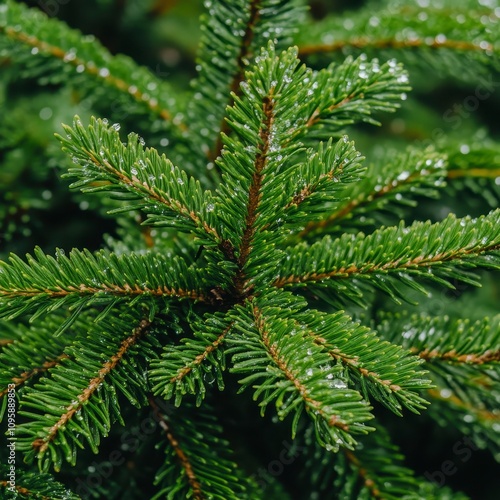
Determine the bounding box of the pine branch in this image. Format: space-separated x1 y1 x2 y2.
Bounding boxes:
425 387 500 457
151 397 257 500
0 316 72 402
294 309 431 415
15 312 162 471
412 315 500 365
296 0 500 81
297 55 410 143
427 387 500 424
149 397 204 499
281 137 365 226
300 422 468 500
276 210 500 305
57 116 229 250
299 33 493 58
0 0 185 130
187 0 306 163
227 294 374 451
216 43 408 295
299 147 447 238
378 312 500 453
0 465 80 499
216 44 310 295
444 143 500 208
2 0 500 495
377 312 500 385
0 247 209 326
206 0 263 164
150 312 232 406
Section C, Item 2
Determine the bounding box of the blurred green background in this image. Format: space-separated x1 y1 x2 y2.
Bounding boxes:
2 0 500 257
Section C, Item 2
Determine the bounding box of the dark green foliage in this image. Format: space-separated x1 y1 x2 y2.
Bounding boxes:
152 399 258 499
300 423 470 500
1 0 499 498
296 0 500 81
378 313 500 458
0 465 80 499
0 0 182 127
278 210 500 305
149 311 230 406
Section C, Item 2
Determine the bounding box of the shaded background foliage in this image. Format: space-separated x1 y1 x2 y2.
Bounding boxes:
0 0 499 498
2 0 499 253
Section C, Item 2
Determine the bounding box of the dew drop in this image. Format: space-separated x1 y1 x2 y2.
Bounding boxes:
63 51 76 62
332 379 347 388
440 388 452 398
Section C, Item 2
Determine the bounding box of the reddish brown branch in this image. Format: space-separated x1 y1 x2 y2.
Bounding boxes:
299 37 494 57
234 92 275 297
0 354 69 398
32 319 151 453
0 283 206 301
417 348 500 364
2 27 182 127
210 0 261 161
300 170 422 238
254 306 348 431
169 323 232 384
343 449 383 499
427 388 500 422
148 396 205 500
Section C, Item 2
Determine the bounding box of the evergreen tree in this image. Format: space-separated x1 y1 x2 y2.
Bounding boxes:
1 0 499 498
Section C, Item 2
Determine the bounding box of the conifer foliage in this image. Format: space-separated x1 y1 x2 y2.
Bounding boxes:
1 0 500 498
